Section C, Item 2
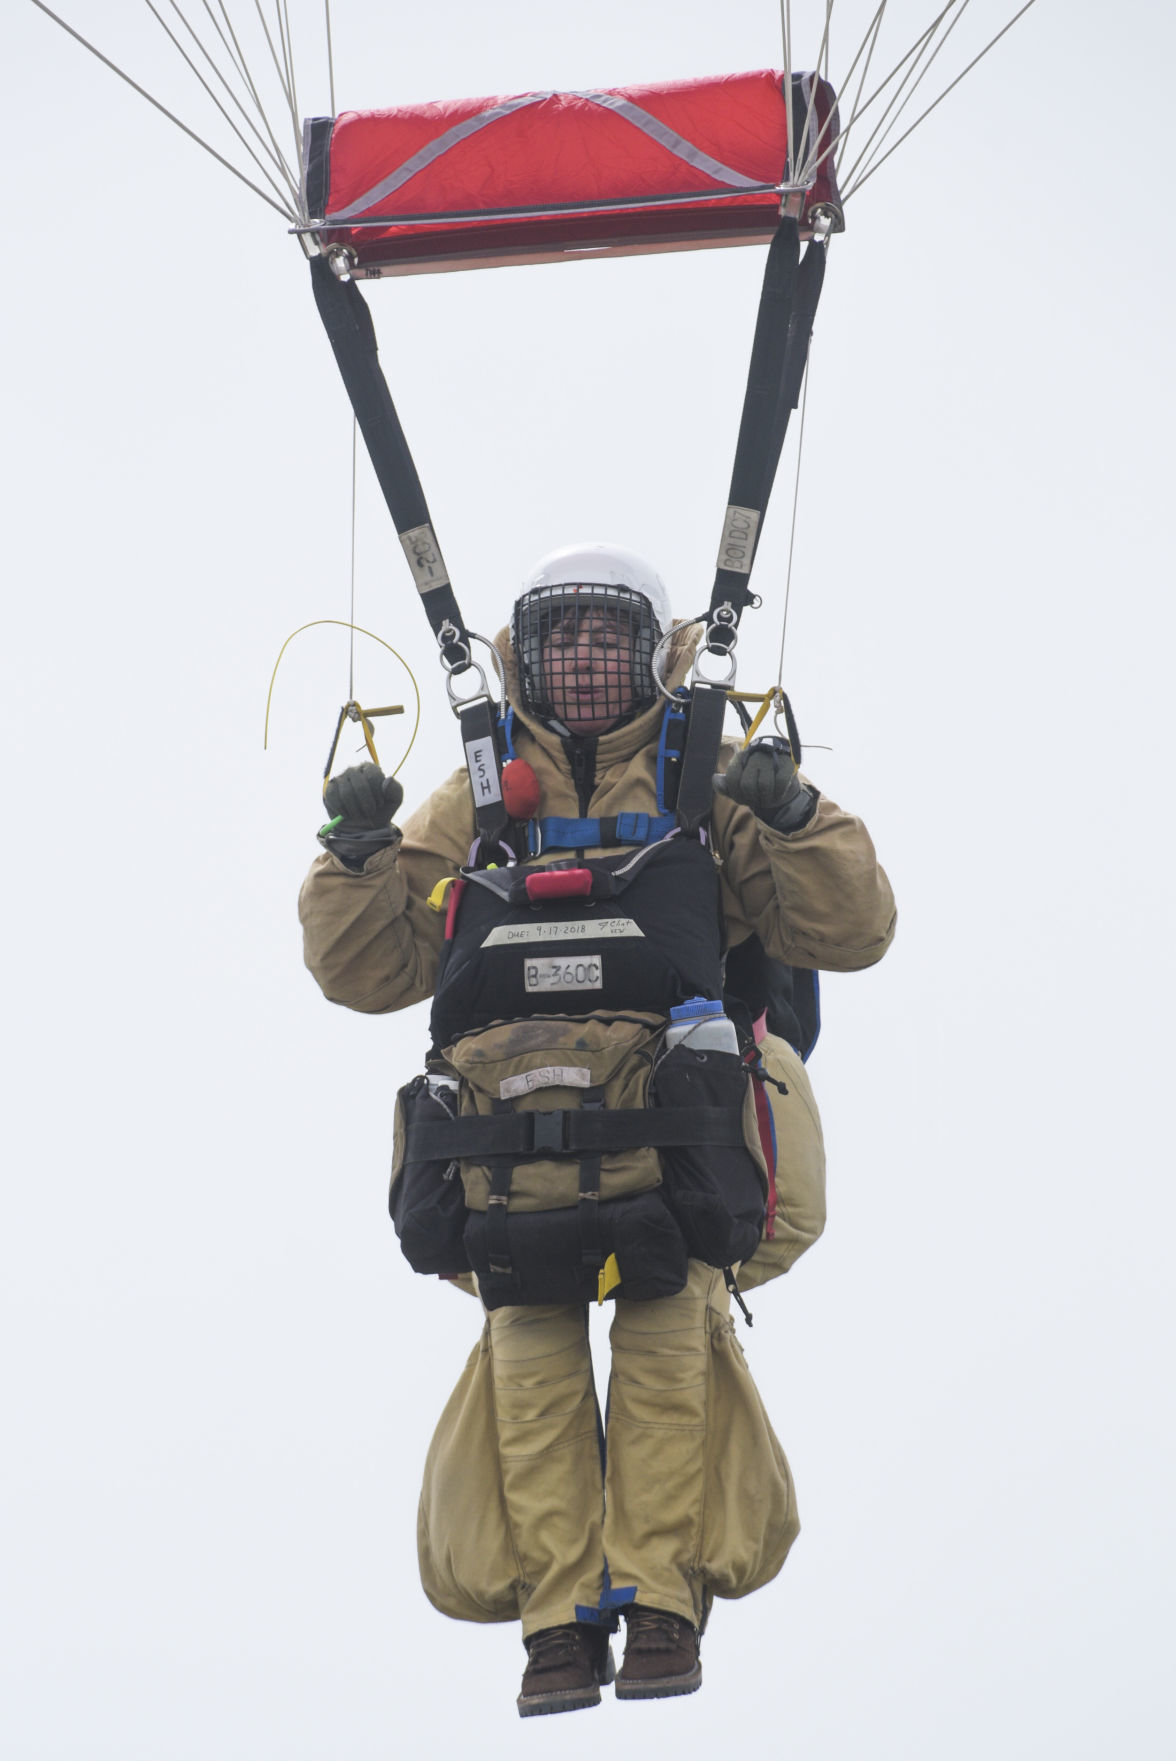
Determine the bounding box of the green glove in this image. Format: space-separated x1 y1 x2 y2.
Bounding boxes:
718 738 816 834
320 762 405 867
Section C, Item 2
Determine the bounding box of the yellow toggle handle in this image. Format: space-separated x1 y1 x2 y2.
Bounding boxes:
427 876 457 914
597 1253 622 1305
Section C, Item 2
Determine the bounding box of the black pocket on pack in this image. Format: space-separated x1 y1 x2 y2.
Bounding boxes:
389 1077 471 1277
652 1045 766 1268
464 1190 689 1310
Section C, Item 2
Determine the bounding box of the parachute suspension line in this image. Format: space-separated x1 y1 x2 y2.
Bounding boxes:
834 2 889 178
142 0 300 212
206 0 303 207
779 2 793 181
776 345 812 692
795 1 837 187
246 0 302 173
799 3 958 192
794 0 887 188
160 0 302 203
348 416 358 702
274 0 303 170
843 0 1043 200
324 0 336 115
28 1 299 220
840 0 975 196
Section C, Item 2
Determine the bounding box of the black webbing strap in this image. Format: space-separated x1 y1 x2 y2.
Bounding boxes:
673 223 827 835
406 1103 746 1162
309 255 470 669
484 1098 514 1277
484 1159 514 1277
577 1089 606 1271
675 684 730 835
456 697 512 851
708 219 827 636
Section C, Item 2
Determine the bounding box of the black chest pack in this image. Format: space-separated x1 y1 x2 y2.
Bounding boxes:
390 834 770 1311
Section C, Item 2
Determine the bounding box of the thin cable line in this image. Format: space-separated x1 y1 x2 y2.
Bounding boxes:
796 0 836 173
251 0 294 108
840 0 963 192
848 0 975 192
777 343 813 687
324 0 336 115
794 0 888 187
276 0 303 166
844 0 1041 199
779 1 793 182
250 0 302 172
163 0 300 194
349 416 358 701
28 0 297 218
797 4 952 190
141 0 298 209
835 2 888 176
207 0 300 198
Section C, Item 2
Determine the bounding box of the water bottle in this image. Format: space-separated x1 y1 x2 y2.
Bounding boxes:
665 996 739 1056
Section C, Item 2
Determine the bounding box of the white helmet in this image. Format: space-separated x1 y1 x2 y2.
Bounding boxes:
512 543 673 730
520 543 672 634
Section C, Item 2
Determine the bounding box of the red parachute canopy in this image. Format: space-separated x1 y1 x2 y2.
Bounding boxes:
303 69 843 277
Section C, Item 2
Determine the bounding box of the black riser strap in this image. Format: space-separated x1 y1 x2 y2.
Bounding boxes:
309 255 470 655
675 684 730 834
406 1102 746 1161
762 240 827 508
708 222 826 626
457 698 510 847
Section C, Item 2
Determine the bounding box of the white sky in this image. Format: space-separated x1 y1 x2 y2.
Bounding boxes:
2 3 1173 1757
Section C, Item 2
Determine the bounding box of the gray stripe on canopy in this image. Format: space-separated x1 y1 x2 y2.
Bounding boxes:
327 91 555 219
571 91 764 190
327 86 765 223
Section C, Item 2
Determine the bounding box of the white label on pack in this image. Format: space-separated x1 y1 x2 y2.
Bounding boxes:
482 918 643 949
716 504 761 575
499 1066 593 1099
399 522 451 594
523 955 604 993
464 738 502 806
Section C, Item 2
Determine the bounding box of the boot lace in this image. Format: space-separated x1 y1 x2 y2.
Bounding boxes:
625 1609 691 1651
525 1626 589 1674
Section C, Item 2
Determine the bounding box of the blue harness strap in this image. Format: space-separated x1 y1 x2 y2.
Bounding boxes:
527 702 687 852
537 810 677 851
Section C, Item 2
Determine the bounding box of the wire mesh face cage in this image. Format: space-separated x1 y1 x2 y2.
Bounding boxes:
512 584 662 732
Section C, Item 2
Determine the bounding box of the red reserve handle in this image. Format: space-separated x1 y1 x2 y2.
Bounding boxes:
524 868 593 902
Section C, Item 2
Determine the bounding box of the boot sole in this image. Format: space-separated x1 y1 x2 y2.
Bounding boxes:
517 1684 603 1717
614 1663 702 1701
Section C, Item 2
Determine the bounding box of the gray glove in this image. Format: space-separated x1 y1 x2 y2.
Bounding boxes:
718 737 816 834
320 762 405 867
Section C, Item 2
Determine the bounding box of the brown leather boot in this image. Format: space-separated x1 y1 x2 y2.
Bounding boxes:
517 1623 616 1718
614 1607 702 1700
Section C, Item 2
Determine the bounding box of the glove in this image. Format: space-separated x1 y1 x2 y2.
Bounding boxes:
320 762 405 868
718 737 816 834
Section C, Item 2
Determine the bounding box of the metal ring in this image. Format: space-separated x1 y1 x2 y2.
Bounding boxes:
692 644 738 686
445 662 491 710
441 630 507 719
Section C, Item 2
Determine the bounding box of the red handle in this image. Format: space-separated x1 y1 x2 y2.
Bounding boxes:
524 868 593 901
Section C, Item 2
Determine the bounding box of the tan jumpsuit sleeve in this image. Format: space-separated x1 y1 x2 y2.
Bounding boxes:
713 788 896 972
298 767 475 1013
